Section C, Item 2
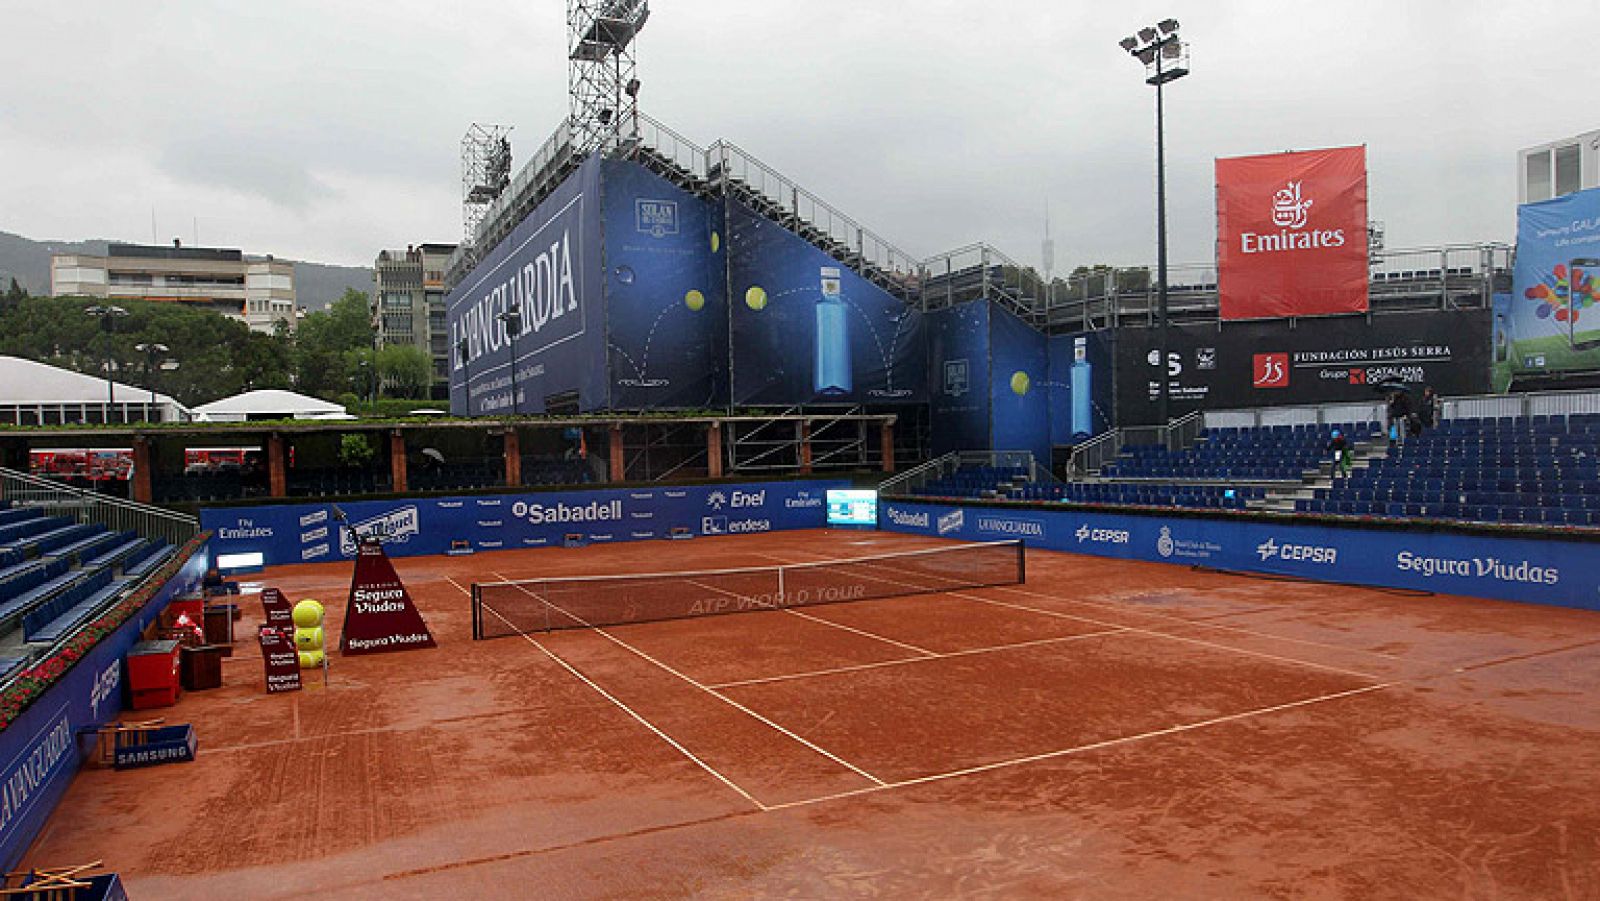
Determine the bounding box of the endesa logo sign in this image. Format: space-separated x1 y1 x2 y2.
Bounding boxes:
1216 145 1369 321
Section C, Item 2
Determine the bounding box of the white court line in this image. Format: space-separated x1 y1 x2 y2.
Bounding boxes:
760 681 1396 812
447 577 766 811
756 552 1385 683
707 627 1131 690
679 576 938 658
491 572 887 788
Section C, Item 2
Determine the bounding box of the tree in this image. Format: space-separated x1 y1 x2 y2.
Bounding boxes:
376 345 434 399
1 278 25 313
293 289 375 399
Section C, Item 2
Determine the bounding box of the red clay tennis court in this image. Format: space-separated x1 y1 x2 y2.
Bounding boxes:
20 530 1600 898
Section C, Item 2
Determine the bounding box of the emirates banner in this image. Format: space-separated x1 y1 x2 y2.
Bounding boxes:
1216 146 1369 320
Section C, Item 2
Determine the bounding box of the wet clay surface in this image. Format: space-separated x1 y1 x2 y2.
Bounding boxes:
20 530 1600 898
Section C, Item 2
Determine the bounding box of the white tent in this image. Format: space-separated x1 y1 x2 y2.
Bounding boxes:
193 389 352 422
0 355 189 425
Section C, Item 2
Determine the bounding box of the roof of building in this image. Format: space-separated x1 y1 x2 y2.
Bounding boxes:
192 389 347 418
0 355 184 408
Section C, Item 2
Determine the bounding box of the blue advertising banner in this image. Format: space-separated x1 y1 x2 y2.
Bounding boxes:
880 500 1600 611
0 544 209 871
201 480 847 567
988 305 1050 463
601 159 729 409
926 301 991 455
447 154 606 415
726 200 926 405
1503 187 1600 383
1048 330 1115 444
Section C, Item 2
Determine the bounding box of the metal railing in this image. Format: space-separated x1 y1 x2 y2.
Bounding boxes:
0 467 200 547
1442 387 1600 420
1066 429 1123 478
1202 403 1389 432
879 452 958 497
629 113 710 183
1121 410 1204 452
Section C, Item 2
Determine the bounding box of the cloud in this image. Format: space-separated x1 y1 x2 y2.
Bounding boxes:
157 132 333 212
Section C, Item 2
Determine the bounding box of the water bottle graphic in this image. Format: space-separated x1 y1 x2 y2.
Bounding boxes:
814 267 851 395
1070 337 1092 437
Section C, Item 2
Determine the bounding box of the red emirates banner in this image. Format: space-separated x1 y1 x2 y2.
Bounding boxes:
1216 145 1369 320
340 539 437 655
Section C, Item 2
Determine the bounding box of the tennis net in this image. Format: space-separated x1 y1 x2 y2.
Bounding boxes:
471 539 1025 639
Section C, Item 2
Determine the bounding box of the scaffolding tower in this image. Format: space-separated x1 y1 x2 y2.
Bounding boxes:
461 123 514 254
568 0 650 157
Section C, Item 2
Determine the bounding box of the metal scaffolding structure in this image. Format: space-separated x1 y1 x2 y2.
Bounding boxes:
460 123 514 260
568 0 649 157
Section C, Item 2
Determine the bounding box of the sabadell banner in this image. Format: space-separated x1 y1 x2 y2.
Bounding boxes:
879 500 1599 611
200 480 846 567
1216 145 1369 321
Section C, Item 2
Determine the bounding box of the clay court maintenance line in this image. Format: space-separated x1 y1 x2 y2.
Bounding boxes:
754 552 1387 682
447 576 769 811
758 680 1397 813
706 626 1133 689
488 572 888 789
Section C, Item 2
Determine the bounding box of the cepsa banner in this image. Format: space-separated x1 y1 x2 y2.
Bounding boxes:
1216 146 1369 320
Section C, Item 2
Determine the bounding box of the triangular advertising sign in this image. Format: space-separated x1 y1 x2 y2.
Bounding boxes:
260 587 294 629
340 539 437 655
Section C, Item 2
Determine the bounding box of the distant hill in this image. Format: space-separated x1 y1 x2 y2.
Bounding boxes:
0 229 373 312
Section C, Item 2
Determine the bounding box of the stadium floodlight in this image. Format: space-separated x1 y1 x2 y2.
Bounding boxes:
498 304 523 415
85 305 129 419
1120 20 1191 426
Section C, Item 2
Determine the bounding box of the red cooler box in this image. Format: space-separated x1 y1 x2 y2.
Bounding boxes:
127 640 182 709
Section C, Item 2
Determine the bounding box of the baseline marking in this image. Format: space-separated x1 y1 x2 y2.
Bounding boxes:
490 572 886 788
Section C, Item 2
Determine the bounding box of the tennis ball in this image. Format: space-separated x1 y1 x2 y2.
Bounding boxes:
710 231 721 254
745 285 768 311
294 627 324 651
684 289 706 312
292 599 324 628
1010 371 1031 396
298 649 324 669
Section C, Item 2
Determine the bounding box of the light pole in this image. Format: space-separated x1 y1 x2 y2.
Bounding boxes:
1120 19 1189 428
84 305 129 423
456 336 471 413
497 303 523 415
135 342 175 422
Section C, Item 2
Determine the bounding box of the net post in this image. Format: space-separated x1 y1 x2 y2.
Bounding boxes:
470 583 481 640
1015 539 1026 585
777 565 786 609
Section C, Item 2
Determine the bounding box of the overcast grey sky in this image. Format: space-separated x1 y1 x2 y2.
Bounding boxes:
0 1 1575 271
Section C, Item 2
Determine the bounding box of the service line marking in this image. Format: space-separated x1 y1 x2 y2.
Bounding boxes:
756 551 1386 682
490 572 886 789
451 576 766 811
707 626 1130 689
760 680 1397 812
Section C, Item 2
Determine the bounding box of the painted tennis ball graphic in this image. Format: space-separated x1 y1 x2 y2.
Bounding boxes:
745 285 768 311
710 231 721 254
1010 371 1031 396
684 289 706 312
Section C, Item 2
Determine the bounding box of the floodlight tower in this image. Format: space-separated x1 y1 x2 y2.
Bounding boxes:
568 0 650 157
461 123 514 258
1119 19 1189 427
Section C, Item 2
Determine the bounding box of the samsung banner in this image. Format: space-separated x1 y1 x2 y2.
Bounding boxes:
881 500 1598 611
1216 146 1370 321
726 200 927 405
1114 310 1492 425
447 155 606 415
602 159 730 409
201 480 844 567
1499 187 1600 387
